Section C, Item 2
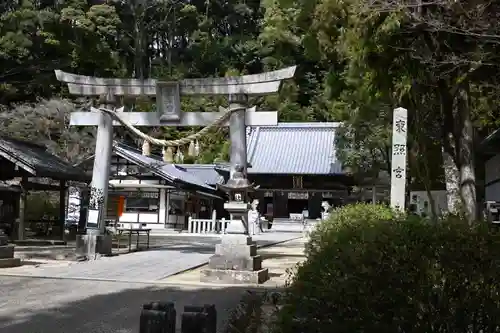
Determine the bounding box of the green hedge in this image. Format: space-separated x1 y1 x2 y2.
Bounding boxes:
275 204 500 333
306 203 397 257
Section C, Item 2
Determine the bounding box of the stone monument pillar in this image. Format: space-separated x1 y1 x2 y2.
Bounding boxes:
390 107 408 212
0 229 21 268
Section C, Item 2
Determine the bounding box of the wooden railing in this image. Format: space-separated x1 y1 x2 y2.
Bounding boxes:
187 217 230 234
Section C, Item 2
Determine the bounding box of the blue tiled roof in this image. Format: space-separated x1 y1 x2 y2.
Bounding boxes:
113 143 218 194
246 122 343 175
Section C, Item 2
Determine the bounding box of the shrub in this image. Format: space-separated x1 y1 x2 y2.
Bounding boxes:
275 204 500 333
306 203 397 257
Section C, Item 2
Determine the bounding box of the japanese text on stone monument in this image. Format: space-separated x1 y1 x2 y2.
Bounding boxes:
390 107 408 211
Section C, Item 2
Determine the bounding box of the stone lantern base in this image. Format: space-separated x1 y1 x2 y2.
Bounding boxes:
201 201 269 284
0 232 21 268
200 234 269 284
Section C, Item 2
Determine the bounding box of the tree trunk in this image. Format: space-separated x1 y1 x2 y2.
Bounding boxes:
134 17 143 80
456 86 477 222
442 147 460 214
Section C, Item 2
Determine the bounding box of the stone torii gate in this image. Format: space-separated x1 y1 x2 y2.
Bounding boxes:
55 67 296 259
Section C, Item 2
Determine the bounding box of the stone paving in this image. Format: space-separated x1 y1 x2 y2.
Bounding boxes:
0 277 245 333
0 236 307 333
0 232 302 282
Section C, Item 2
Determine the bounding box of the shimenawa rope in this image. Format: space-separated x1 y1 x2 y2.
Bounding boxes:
99 105 246 146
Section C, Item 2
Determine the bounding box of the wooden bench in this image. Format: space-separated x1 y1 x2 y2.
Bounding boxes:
114 228 151 253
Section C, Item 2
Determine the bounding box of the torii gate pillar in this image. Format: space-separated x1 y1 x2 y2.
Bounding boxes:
78 97 115 259
229 94 248 179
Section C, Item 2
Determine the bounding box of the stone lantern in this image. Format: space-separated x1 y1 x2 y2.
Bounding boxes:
201 164 268 284
216 164 259 234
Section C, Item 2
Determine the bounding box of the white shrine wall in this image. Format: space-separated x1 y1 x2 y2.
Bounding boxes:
409 190 448 217
485 153 500 202
65 179 193 230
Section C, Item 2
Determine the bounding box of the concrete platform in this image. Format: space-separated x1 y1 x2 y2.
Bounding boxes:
201 267 269 284
12 239 67 246
164 237 307 288
0 257 21 268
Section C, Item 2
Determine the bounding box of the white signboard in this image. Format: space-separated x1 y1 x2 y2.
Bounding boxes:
390 107 408 211
288 192 309 200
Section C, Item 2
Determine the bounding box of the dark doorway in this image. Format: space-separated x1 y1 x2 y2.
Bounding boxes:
262 197 273 217
308 192 322 219
274 193 288 218
288 199 308 214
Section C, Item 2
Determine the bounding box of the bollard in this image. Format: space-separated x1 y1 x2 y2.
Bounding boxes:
143 302 175 312
181 304 216 333
140 302 176 333
181 311 207 333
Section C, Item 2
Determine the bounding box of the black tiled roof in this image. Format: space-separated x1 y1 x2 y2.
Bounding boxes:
113 142 220 197
0 136 90 181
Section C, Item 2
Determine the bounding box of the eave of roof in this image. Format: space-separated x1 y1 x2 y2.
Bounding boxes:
0 183 22 192
175 164 224 185
0 136 90 182
113 143 220 198
480 128 500 156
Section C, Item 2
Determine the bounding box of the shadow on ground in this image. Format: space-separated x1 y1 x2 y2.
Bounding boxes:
147 243 215 254
143 235 304 255
0 276 259 333
260 253 305 260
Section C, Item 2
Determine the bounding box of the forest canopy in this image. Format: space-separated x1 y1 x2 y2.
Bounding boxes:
1 0 499 220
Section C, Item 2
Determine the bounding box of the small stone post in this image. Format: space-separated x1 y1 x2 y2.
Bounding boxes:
0 229 21 268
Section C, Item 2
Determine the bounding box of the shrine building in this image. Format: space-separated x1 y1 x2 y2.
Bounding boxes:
73 122 355 231
216 122 355 220
480 128 500 203
75 142 224 231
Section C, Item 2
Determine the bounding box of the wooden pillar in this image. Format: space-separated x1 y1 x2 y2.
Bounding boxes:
17 182 27 241
165 189 170 227
59 180 66 240
78 187 90 233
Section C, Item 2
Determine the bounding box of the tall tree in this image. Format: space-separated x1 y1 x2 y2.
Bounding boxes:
272 0 500 220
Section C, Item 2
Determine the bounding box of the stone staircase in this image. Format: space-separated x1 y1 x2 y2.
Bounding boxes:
269 218 319 233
